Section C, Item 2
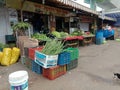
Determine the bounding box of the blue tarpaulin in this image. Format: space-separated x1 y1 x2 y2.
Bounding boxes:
97 29 115 38
103 29 114 38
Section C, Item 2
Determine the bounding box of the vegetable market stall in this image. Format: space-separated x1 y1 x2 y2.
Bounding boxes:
82 33 95 46
64 36 84 48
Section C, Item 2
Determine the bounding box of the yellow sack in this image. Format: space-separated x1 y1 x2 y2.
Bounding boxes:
0 52 3 63
1 48 12 66
10 47 20 65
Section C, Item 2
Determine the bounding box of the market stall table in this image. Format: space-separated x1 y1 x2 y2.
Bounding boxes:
64 36 84 48
82 35 95 46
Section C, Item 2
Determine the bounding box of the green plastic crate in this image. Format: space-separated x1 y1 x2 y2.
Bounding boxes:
5 35 16 43
66 59 78 71
0 48 3 51
64 47 79 61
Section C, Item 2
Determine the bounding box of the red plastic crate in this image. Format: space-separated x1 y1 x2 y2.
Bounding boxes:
42 65 66 80
28 46 43 60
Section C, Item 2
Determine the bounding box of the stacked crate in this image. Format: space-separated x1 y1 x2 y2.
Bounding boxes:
21 46 79 80
64 48 79 71
21 46 43 74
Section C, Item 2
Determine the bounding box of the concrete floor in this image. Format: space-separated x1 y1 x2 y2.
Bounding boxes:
1 41 120 90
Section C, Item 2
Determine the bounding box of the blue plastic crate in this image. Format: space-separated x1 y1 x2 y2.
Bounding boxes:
32 60 42 74
58 52 70 65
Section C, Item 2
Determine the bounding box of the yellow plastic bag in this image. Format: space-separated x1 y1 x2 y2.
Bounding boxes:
1 48 12 66
10 47 20 65
0 52 3 63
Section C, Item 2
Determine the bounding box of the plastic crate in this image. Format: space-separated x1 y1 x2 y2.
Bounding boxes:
58 52 70 65
28 46 43 60
32 61 42 74
5 35 16 43
35 51 58 68
65 48 79 61
20 56 32 70
66 59 78 71
0 48 2 51
42 65 66 80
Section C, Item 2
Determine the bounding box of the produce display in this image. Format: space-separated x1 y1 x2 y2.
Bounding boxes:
32 33 51 41
71 30 83 36
82 31 95 37
51 31 61 38
41 39 64 55
52 31 68 39
60 32 69 38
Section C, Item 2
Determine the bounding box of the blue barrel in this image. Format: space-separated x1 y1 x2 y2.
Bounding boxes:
95 31 103 45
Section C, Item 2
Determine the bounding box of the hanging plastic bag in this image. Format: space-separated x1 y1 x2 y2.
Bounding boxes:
10 47 20 65
1 48 12 66
0 52 3 63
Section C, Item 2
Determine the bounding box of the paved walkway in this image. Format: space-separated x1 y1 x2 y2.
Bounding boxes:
1 41 120 90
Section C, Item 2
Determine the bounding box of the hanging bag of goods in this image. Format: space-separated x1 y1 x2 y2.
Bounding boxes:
0 52 3 63
1 48 12 66
10 47 20 65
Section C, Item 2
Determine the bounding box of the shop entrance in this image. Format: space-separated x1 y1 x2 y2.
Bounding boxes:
22 11 49 34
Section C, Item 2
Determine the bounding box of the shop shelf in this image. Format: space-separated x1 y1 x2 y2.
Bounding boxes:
42 65 66 80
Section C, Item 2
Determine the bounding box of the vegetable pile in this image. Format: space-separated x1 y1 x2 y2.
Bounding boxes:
52 31 68 39
41 39 64 55
32 33 51 41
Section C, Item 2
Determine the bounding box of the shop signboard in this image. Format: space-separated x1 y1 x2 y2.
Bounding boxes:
22 1 69 16
6 0 21 9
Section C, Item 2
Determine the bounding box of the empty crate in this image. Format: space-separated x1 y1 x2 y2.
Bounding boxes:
43 65 66 80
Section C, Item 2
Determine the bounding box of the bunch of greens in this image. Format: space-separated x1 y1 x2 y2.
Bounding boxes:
32 33 51 41
41 39 64 55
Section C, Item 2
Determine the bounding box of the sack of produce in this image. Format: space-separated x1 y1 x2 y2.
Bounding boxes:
0 52 3 63
1 48 12 66
10 47 20 65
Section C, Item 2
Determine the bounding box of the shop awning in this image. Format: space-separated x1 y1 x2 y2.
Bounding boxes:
50 0 98 15
99 16 117 21
105 12 120 18
114 19 120 26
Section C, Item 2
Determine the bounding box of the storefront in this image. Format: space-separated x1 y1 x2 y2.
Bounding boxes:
6 0 99 33
0 0 100 45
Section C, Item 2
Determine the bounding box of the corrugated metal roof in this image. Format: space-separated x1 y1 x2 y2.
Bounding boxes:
99 16 116 21
54 0 98 15
105 12 120 18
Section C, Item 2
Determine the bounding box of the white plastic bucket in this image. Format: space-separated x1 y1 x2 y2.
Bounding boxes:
9 70 28 90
